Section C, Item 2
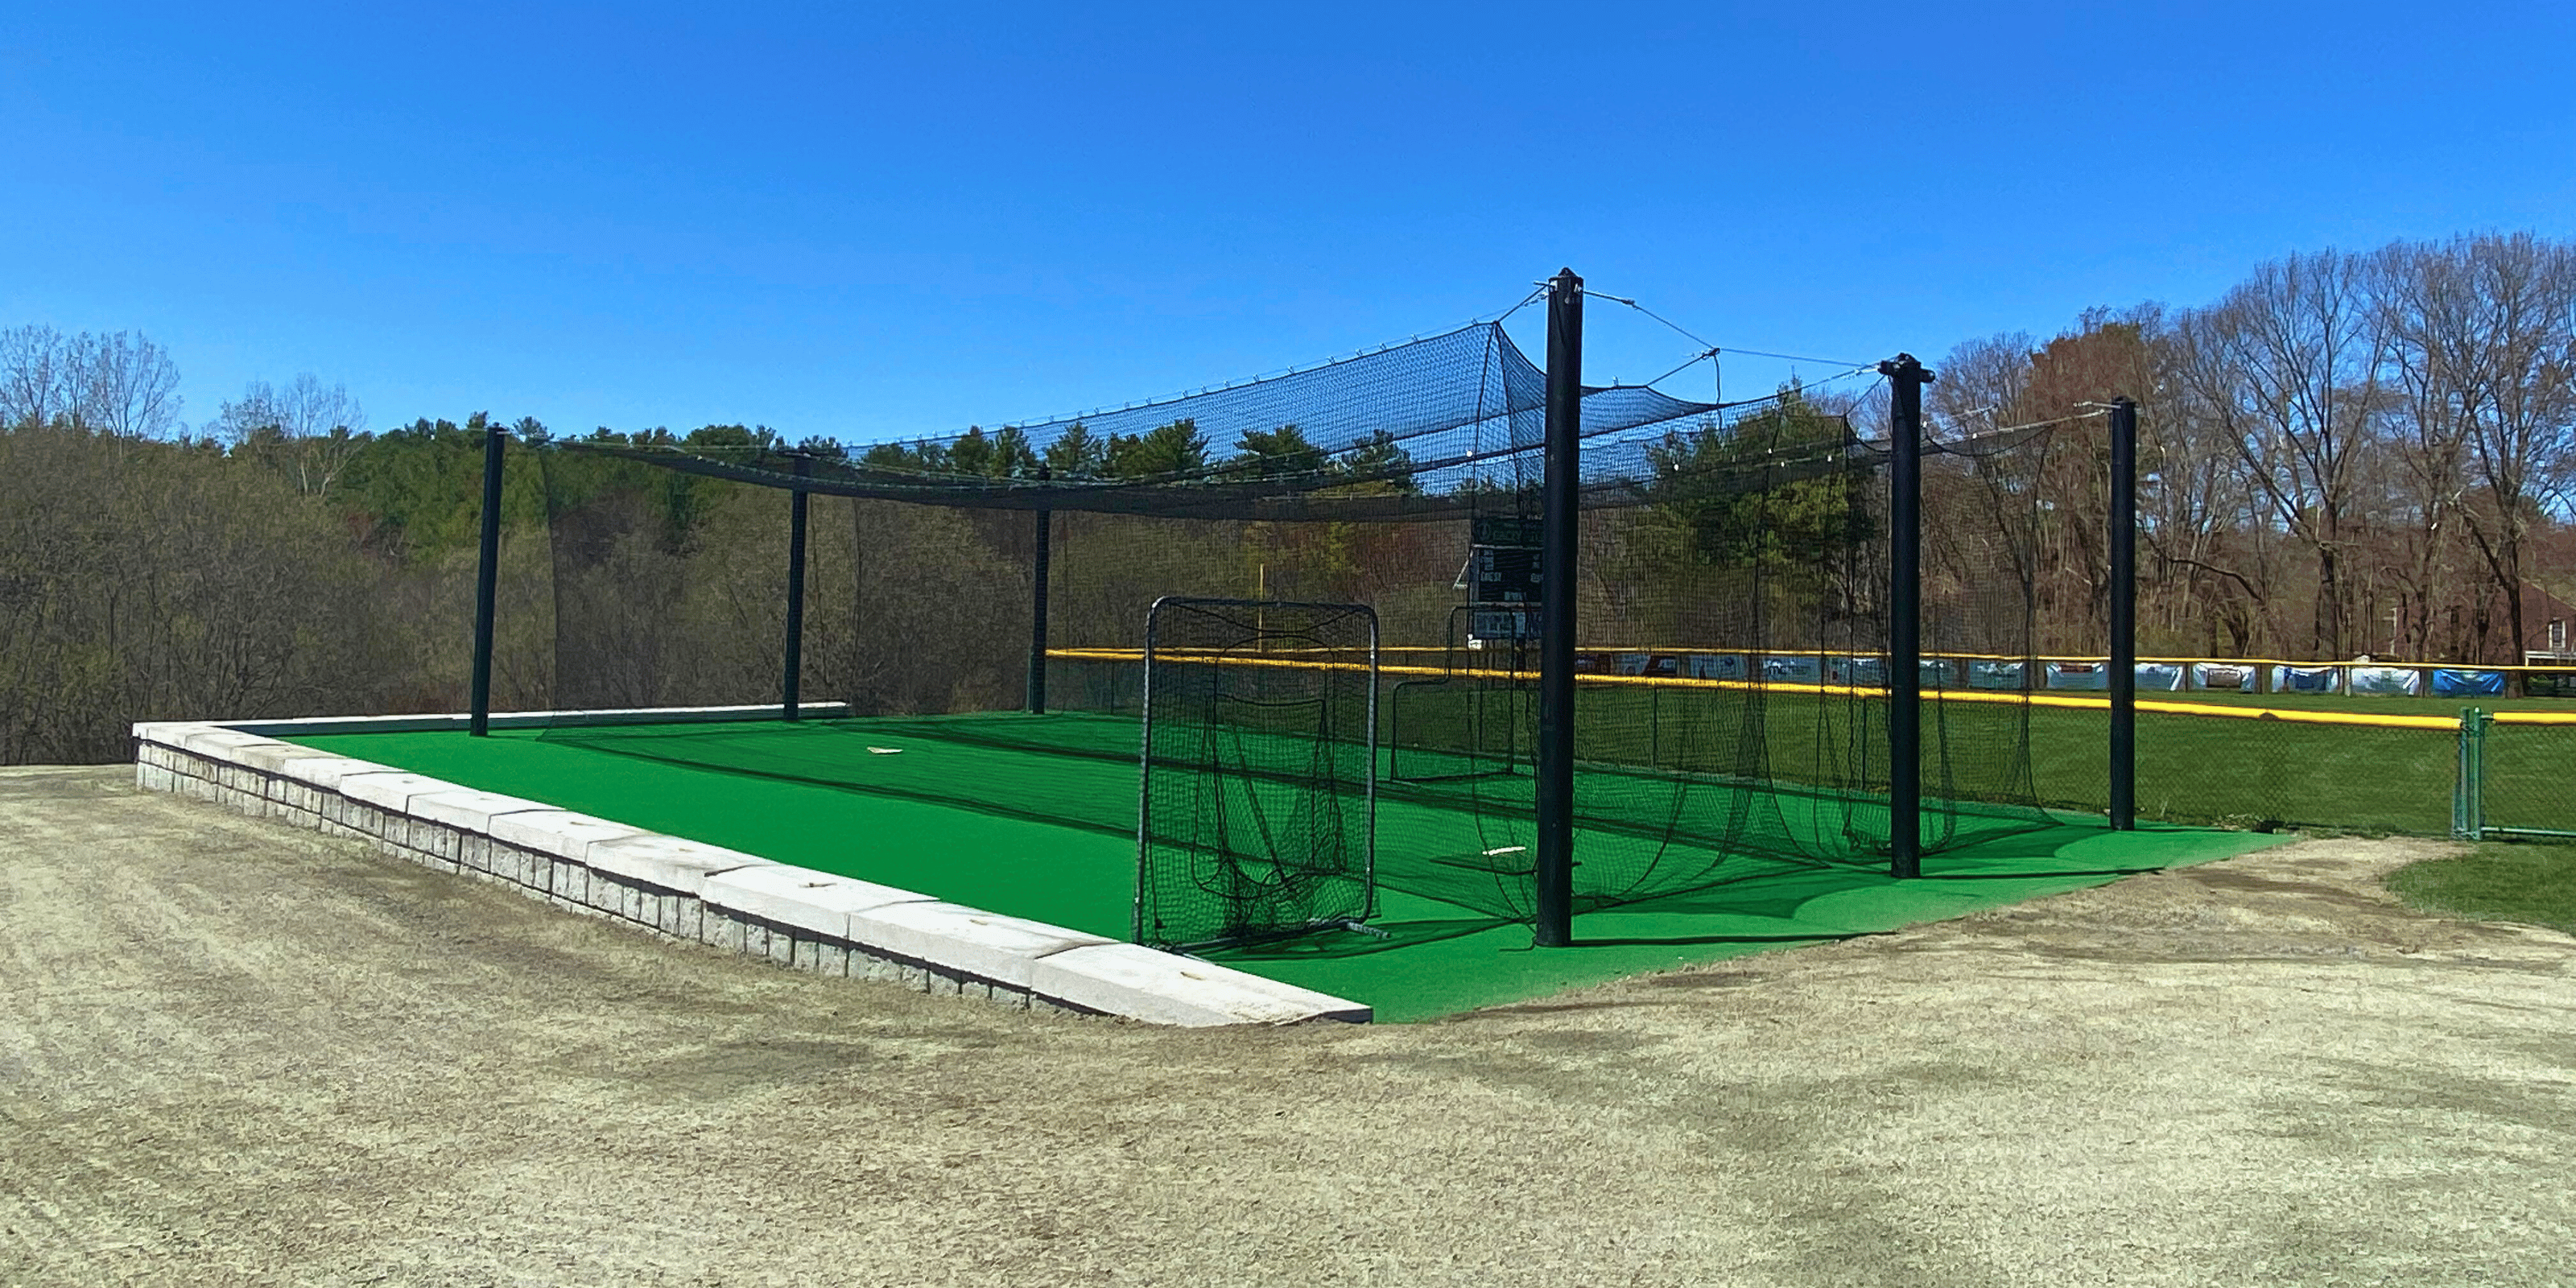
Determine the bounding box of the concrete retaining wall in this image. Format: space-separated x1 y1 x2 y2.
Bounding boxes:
131 713 1370 1027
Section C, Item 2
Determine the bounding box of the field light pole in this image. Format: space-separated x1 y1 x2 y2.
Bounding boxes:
1534 267 1583 948
782 455 811 722
469 423 506 737
2108 397 2139 829
1880 354 1933 879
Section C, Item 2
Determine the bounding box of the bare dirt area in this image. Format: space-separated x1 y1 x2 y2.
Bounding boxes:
5 765 2572 1287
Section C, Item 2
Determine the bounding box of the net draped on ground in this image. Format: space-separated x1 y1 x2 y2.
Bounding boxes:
505 319 2089 941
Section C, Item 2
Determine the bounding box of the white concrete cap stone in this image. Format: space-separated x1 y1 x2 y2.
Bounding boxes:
180 728 287 758
846 901 1114 990
130 721 196 747
278 754 402 791
235 741 348 774
407 788 555 832
487 811 653 863
584 834 774 894
1033 943 1373 1026
700 865 933 939
338 772 455 814
124 710 1378 1026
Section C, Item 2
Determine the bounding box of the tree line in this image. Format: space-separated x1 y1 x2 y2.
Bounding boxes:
1931 232 2576 662
4 229 2570 765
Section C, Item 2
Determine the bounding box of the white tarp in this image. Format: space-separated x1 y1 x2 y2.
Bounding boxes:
1685 653 1747 681
1827 655 1886 687
1763 654 1822 684
2191 663 2257 692
2349 665 2424 697
1969 660 2028 690
2044 661 2110 691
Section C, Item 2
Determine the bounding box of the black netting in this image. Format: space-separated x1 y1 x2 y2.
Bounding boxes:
503 318 2084 947
1137 599 1377 951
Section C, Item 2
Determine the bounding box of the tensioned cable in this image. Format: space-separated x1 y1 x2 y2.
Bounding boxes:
1490 283 1550 326
1616 350 1877 401
1579 288 1880 369
1922 405 2111 448
1595 365 1885 447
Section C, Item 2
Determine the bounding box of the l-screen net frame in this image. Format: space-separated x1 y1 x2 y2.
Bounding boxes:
1137 595 1381 954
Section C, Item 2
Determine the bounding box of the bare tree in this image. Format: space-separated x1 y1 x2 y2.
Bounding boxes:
2 325 187 435
217 373 369 494
68 330 184 436
2376 239 2487 657
2128 308 2277 654
2 325 71 428
2171 250 2390 656
2388 233 2576 661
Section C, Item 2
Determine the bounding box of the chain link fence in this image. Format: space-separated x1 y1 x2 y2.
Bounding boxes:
2012 700 2572 841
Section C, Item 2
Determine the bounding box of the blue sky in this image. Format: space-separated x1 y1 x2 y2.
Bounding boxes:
5 1 2571 444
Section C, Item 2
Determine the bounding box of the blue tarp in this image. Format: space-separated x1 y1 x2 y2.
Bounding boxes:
2272 665 2344 694
2136 663 2186 691
2431 667 2508 696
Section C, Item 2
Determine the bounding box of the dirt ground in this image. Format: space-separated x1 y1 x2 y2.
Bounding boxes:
4 765 2573 1287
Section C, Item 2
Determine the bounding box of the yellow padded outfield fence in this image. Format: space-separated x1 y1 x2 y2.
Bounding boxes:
1060 647 2469 728
1053 648 2576 843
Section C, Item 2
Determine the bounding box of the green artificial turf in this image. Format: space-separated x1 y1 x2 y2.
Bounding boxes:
2385 841 2576 937
291 716 2285 1021
1211 821 2271 1020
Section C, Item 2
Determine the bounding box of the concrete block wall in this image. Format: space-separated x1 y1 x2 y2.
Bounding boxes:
131 716 1369 1027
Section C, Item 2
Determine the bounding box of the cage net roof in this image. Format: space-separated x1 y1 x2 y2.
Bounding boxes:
551 321 1900 521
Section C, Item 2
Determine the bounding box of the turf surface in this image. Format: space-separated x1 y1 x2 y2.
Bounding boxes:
291 715 2284 1021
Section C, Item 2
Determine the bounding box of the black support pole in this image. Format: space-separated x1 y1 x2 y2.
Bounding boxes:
1534 267 1583 948
1029 497 1052 715
782 455 811 722
469 423 506 737
2108 396 2139 830
1880 354 1932 878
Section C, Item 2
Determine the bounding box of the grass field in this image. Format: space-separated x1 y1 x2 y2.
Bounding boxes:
287 712 2277 1021
1384 676 2560 839
1554 681 2576 838
1075 652 2576 840
2386 840 2576 935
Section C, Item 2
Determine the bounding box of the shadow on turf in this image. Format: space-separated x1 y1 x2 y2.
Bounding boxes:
1210 917 1510 961
1206 811 2245 979
1568 931 1868 947
1920 866 2166 881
